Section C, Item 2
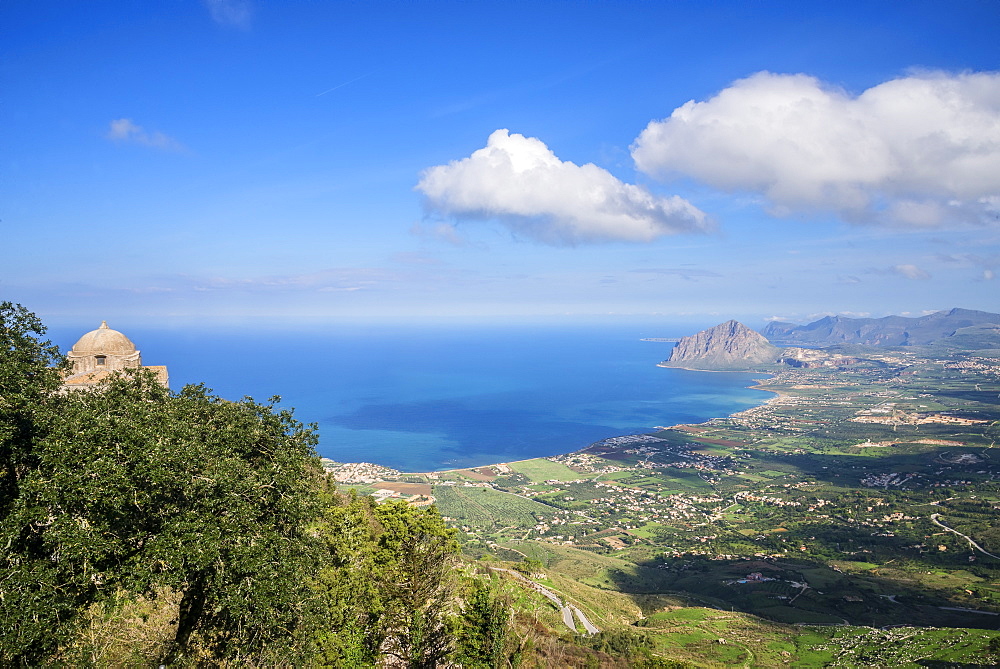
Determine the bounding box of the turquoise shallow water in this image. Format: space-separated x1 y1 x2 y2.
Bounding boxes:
53 323 772 472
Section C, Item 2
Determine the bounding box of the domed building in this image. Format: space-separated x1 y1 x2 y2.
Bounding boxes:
62 321 169 390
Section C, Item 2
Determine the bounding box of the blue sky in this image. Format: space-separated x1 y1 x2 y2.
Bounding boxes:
3 0 999 330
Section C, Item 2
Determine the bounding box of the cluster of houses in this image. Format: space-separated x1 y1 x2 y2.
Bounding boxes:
860 471 918 488
321 459 402 484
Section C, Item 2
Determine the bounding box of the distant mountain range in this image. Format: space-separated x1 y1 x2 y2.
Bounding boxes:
762 308 1000 347
658 308 1000 371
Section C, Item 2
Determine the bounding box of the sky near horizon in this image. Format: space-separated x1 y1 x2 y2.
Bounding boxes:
3 0 999 331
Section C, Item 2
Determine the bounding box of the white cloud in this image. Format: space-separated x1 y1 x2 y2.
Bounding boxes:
892 264 932 280
631 71 1000 226
629 267 722 280
106 118 184 152
203 0 252 29
416 129 711 245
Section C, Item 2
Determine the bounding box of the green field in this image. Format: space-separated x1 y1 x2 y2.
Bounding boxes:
432 485 553 531
507 458 584 482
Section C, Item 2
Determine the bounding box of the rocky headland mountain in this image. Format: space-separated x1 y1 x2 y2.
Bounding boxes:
659 320 781 370
659 308 1000 372
763 307 1000 347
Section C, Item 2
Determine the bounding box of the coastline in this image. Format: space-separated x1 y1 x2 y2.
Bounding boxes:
325 369 785 490
401 371 782 476
656 362 774 373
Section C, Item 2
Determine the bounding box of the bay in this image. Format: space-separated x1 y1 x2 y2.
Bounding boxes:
52 322 773 472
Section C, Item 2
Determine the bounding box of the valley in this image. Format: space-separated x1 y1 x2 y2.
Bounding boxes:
330 337 1000 665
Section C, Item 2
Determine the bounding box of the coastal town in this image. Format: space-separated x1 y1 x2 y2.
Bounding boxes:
319 335 1000 635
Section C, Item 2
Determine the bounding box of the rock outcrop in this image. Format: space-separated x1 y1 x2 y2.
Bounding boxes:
659 320 780 370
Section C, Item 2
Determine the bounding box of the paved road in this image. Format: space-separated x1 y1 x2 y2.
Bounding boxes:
787 580 809 604
561 606 576 630
570 605 600 634
492 568 600 635
930 513 1000 559
938 606 999 615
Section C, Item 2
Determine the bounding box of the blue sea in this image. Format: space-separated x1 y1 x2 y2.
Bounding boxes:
52 322 772 472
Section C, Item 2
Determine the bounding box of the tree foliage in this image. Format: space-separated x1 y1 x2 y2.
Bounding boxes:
1 303 523 666
313 492 463 667
1 303 323 663
0 302 65 516
0 302 76 659
453 578 521 669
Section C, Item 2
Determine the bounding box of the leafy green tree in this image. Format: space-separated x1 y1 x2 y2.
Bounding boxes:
375 502 460 667
313 495 460 668
312 490 385 666
453 578 520 668
0 301 65 514
0 302 76 659
1 305 324 664
0 302 64 377
586 628 653 658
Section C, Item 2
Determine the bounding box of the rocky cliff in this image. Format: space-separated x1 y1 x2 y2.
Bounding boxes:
660 320 781 369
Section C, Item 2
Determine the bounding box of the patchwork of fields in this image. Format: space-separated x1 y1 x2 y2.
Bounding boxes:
356 341 1000 665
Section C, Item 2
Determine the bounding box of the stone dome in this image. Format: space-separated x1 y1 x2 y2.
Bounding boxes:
62 320 167 391
70 321 138 356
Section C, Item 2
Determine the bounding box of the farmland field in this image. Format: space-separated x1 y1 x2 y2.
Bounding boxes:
432 485 552 530
508 458 584 482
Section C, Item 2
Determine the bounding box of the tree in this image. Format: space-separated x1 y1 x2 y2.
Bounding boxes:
312 489 385 667
453 578 520 669
0 302 75 660
1 305 324 663
312 495 461 668
375 502 460 667
0 301 65 513
512 557 544 577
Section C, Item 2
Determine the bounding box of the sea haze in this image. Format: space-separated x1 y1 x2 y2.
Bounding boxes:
53 323 773 472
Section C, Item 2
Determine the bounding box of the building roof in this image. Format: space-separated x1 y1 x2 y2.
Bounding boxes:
61 365 169 389
69 321 138 356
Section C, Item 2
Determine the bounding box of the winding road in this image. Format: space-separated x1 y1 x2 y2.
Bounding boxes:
930 513 1000 559
492 568 600 635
